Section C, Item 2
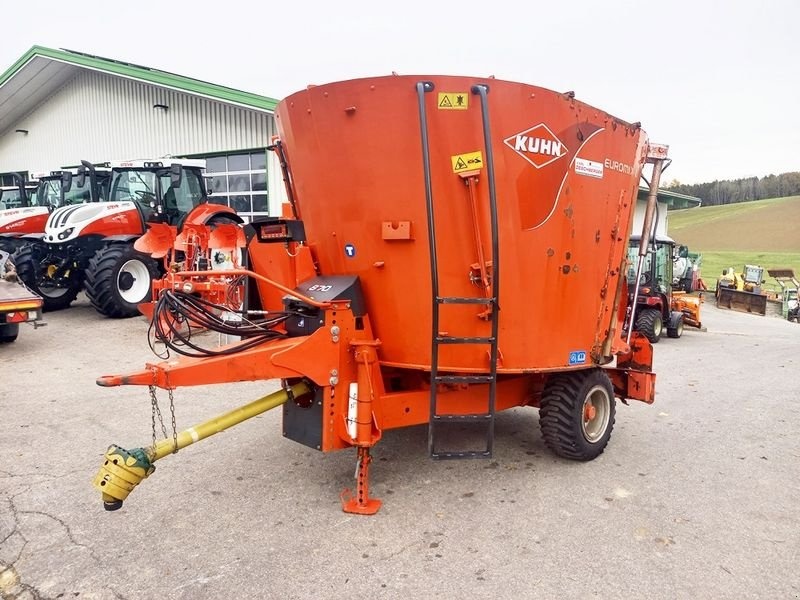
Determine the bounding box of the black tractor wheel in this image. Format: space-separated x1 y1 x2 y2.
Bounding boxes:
0 237 21 255
634 308 663 343
85 244 160 318
0 323 19 343
539 368 616 461
667 315 684 338
13 244 81 311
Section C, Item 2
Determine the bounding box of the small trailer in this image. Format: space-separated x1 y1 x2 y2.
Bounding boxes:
0 251 43 343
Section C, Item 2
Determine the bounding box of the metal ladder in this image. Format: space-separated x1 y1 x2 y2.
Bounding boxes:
415 81 501 459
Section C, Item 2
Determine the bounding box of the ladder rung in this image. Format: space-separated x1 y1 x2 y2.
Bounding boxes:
437 296 495 305
431 450 492 460
434 375 495 384
432 413 492 422
435 336 495 344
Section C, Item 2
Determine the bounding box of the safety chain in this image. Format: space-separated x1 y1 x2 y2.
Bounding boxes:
149 385 179 454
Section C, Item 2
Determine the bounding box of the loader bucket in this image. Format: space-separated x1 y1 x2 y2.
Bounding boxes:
716 287 767 315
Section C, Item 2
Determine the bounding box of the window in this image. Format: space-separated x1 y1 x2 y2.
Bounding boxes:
159 170 205 215
0 172 28 187
0 188 25 209
202 151 268 223
36 180 62 207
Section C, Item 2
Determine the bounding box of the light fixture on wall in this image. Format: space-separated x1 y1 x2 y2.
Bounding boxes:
15 129 28 135
153 103 169 112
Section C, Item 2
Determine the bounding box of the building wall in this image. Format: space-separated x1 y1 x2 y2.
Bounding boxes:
632 199 669 238
0 69 285 216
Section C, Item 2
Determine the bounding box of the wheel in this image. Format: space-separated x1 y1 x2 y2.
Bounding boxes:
0 237 21 255
0 323 19 343
667 315 684 338
634 308 662 343
84 244 160 318
13 244 81 311
539 368 616 461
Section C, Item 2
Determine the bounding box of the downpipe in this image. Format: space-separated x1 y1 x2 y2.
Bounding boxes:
626 154 665 345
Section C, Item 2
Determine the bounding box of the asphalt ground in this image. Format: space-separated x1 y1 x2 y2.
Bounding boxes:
1 295 798 599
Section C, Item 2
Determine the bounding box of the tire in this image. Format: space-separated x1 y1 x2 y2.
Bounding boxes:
85 244 160 318
0 237 21 255
0 323 19 343
667 315 684 338
634 308 662 343
13 244 81 312
539 368 616 461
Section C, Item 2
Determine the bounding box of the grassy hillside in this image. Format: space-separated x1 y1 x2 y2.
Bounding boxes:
667 195 800 292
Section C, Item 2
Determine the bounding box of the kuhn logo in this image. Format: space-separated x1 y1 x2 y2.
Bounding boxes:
504 124 567 169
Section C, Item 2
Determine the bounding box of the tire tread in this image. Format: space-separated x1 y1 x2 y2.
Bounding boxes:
84 245 158 318
539 369 616 461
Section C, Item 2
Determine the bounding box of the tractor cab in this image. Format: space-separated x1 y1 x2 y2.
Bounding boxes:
627 234 684 342
30 166 110 210
107 159 208 226
0 173 38 210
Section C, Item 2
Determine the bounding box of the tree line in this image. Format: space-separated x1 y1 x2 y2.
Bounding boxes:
665 171 800 206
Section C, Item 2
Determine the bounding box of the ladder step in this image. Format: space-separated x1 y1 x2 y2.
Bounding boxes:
435 336 495 344
434 375 495 384
432 413 492 422
431 450 492 460
437 296 495 305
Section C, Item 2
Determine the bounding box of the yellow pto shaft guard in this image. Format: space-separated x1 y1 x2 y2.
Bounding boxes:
93 381 311 511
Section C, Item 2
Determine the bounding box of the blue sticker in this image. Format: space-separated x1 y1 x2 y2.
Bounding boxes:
569 351 587 365
344 243 356 258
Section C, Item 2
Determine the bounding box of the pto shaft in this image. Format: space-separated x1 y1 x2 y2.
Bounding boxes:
93 381 311 510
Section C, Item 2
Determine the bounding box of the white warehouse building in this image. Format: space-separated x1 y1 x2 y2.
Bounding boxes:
0 46 284 221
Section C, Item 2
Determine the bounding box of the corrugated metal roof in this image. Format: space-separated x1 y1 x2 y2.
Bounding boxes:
0 46 278 135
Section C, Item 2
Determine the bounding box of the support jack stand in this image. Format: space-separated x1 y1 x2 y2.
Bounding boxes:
341 446 382 515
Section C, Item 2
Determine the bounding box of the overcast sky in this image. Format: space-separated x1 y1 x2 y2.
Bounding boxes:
2 0 798 184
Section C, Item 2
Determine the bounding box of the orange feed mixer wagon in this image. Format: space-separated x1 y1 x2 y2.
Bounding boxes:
94 74 666 515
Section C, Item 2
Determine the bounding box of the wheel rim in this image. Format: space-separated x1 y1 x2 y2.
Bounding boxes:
677 320 684 336
39 281 71 298
117 259 151 304
653 314 663 338
581 385 611 443
39 265 73 298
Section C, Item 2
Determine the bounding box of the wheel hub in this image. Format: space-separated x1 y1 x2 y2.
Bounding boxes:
581 385 611 443
116 258 152 304
118 271 135 291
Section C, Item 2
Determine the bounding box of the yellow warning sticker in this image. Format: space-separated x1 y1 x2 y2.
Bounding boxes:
438 92 469 110
451 151 483 173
